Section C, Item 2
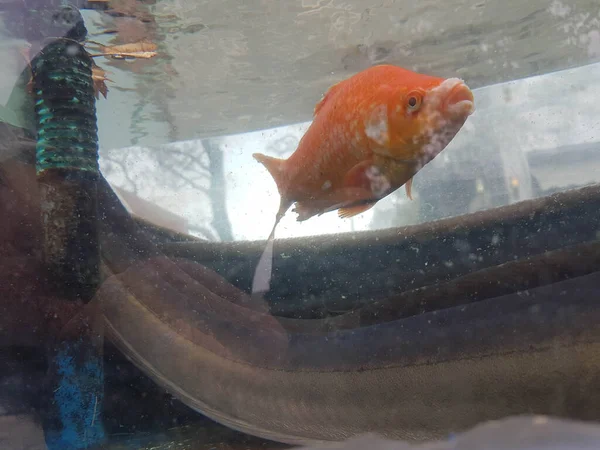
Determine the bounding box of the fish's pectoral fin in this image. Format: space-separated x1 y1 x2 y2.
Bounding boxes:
338 201 377 219
343 159 376 191
405 177 413 200
343 158 395 199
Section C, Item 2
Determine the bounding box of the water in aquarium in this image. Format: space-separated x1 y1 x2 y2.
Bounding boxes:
1 1 600 449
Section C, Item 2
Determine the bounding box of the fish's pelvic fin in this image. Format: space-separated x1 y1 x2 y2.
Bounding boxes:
252 153 286 194
338 202 376 219
405 177 413 200
343 159 377 192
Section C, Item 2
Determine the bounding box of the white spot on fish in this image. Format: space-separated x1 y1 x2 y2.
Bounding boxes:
322 180 332 190
365 165 390 196
428 78 464 107
413 77 474 168
364 104 389 146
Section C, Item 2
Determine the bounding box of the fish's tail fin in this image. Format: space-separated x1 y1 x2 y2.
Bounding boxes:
251 200 291 297
252 153 287 195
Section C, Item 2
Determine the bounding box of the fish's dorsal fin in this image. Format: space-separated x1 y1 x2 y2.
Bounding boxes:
338 201 376 219
314 80 344 117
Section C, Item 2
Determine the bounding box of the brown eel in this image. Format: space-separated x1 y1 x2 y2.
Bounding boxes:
94 173 600 445
98 254 600 446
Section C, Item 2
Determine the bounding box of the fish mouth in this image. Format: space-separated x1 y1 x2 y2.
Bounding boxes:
444 81 475 116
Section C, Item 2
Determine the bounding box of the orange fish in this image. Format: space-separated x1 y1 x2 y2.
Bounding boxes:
251 64 475 294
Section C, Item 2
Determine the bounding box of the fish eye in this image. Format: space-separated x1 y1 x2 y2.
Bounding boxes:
406 91 423 112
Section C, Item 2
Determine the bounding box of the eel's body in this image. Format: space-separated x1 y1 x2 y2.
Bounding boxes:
100 261 600 446
96 195 600 446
